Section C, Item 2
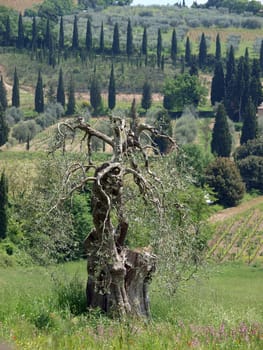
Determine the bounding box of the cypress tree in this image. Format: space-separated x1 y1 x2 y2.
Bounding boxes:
250 58 263 107
260 39 263 73
240 97 257 145
0 105 9 147
66 74 76 115
215 33 221 61
90 76 102 113
211 103 232 157
0 76 8 110
112 23 120 55
225 45 235 90
198 32 207 69
17 13 24 49
48 35 56 67
72 15 79 50
211 61 225 105
12 68 20 108
44 18 51 49
157 28 162 68
108 65 116 110
126 19 133 57
57 68 65 107
35 69 44 113
0 171 8 240
86 19 92 53
59 16 64 51
31 16 37 50
171 28 177 63
5 16 11 46
185 36 191 65
99 22 104 53
141 26 147 56
189 55 198 76
141 81 152 111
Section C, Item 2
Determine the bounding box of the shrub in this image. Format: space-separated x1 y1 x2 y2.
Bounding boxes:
234 137 263 161
237 156 263 192
205 157 245 207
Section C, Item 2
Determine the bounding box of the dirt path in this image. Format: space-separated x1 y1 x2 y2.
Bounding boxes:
209 196 263 223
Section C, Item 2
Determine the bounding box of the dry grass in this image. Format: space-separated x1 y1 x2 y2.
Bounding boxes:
0 0 44 13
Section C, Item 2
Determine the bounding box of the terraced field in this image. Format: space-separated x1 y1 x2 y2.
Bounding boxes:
208 205 263 264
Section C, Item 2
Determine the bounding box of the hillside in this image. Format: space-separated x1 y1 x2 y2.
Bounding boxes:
0 0 43 13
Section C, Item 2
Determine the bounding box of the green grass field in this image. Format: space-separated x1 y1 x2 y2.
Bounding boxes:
0 261 262 349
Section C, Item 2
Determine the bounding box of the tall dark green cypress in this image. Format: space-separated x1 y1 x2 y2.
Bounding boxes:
215 33 221 61
17 13 24 49
0 105 9 147
35 69 44 113
225 45 235 90
185 36 191 65
211 103 232 157
72 15 79 50
59 16 64 51
48 35 56 67
108 65 116 110
141 26 147 56
126 19 133 57
99 22 104 53
86 19 92 53
57 68 65 107
90 75 102 113
260 40 263 73
157 28 162 68
211 61 225 105
44 18 51 49
112 23 120 55
240 97 257 145
66 74 76 115
250 58 263 107
0 76 8 110
5 16 11 46
141 81 152 111
171 29 177 63
31 16 37 50
198 32 207 69
12 68 20 108
0 171 8 240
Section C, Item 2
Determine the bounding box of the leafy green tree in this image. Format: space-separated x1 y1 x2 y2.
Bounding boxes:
66 74 76 115
205 157 245 207
240 98 257 145
0 75 8 110
12 120 38 143
35 70 44 113
0 171 8 240
141 26 147 56
171 28 177 63
215 33 221 61
237 156 263 192
16 13 24 49
12 68 20 108
72 15 79 50
99 22 104 53
141 81 152 111
185 36 191 66
211 61 225 105
58 16 64 51
112 23 120 55
90 76 102 113
157 28 162 68
163 73 206 110
126 18 133 57
56 68 65 108
211 104 232 157
108 65 116 110
85 19 92 53
0 105 9 146
198 32 207 69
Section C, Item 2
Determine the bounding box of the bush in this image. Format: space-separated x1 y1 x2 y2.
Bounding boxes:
234 137 263 161
205 157 245 207
237 156 263 192
175 107 198 145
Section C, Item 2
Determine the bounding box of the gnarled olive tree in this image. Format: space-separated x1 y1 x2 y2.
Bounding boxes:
52 112 175 318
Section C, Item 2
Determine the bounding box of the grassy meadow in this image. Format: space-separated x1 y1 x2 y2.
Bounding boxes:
0 261 262 349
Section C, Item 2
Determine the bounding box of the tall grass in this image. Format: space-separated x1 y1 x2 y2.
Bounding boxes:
0 261 262 349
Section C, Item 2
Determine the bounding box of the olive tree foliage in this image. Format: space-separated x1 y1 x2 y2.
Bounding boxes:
50 113 207 317
174 106 198 145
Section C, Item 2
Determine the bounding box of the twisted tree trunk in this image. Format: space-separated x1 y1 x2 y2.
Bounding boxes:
84 163 156 317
